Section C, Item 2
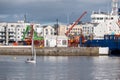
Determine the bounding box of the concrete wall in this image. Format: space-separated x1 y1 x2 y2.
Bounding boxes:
0 46 99 56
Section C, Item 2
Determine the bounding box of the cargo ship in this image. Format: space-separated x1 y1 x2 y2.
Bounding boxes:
82 0 120 55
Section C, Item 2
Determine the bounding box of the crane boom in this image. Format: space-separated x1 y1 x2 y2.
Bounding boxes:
22 25 31 40
65 11 87 36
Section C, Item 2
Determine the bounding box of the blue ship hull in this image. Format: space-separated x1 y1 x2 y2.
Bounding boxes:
83 35 120 52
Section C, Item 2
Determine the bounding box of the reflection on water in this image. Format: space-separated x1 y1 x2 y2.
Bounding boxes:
0 55 120 80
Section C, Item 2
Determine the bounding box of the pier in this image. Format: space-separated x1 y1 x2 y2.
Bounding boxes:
0 46 99 56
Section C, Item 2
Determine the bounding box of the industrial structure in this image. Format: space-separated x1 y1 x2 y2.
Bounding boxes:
65 11 87 47
21 24 44 48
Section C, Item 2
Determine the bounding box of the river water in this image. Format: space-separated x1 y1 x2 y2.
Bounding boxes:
0 55 120 80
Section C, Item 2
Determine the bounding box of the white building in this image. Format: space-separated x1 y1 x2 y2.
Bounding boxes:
43 25 55 36
82 23 94 36
44 35 68 47
0 21 41 45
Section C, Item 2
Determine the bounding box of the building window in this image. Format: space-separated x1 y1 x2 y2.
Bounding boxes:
11 25 14 27
62 40 67 45
51 32 53 35
36 25 39 28
45 29 48 35
17 25 20 27
46 40 49 46
23 29 25 32
100 18 103 20
46 32 48 35
67 27 69 30
51 29 53 35
51 29 53 32
97 17 99 20
46 29 48 32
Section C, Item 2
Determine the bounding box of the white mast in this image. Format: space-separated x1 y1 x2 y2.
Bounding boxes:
31 29 34 58
111 0 118 15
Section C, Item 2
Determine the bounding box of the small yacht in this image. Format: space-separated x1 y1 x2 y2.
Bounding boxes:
25 57 36 63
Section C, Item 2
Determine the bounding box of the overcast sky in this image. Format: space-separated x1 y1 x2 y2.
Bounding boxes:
0 0 113 24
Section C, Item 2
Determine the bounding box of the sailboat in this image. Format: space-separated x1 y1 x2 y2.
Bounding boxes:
25 31 36 64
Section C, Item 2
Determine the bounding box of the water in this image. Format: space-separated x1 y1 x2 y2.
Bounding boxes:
0 56 120 80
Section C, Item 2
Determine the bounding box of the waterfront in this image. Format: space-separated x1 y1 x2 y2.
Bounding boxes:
0 56 120 80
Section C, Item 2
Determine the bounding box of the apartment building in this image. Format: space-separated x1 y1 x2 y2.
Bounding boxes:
0 21 41 45
66 24 82 36
82 23 94 36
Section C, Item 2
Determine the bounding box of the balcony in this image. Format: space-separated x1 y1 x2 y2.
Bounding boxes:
0 35 5 37
9 39 14 42
9 35 14 37
0 31 5 33
8 33 14 37
9 38 15 41
0 39 5 41
8 31 14 34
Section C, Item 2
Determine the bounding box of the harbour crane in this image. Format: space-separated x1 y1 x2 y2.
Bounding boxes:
22 25 44 47
65 11 87 47
65 11 87 36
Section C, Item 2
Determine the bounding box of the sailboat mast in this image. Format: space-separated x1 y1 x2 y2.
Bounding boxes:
31 24 34 57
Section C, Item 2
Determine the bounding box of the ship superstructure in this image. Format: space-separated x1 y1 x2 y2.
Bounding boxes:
92 0 120 38
91 0 119 24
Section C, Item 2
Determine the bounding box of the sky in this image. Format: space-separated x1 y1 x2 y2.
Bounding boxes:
0 0 113 25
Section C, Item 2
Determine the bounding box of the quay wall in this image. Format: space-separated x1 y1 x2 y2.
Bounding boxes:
0 46 99 56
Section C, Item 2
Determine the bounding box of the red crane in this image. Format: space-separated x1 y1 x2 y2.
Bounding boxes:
65 11 87 36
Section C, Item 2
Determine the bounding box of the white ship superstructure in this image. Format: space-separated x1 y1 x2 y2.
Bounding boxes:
91 11 119 23
91 0 119 24
93 0 120 38
94 21 120 38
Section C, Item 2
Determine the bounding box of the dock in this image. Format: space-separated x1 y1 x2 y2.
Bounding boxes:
0 46 100 56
